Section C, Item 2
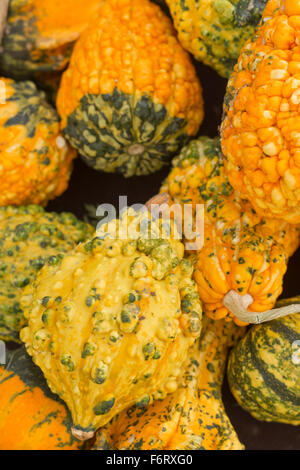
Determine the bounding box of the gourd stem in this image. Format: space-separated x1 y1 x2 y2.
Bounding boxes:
223 290 300 324
71 427 95 441
0 0 9 46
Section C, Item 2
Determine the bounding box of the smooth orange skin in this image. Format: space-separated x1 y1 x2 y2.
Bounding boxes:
13 0 102 51
0 368 82 450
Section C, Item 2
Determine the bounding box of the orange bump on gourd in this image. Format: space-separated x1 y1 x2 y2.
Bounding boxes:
221 0 300 224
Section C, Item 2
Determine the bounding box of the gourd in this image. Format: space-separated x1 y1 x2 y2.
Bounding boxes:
165 0 267 78
20 208 202 440
0 0 102 78
228 298 300 425
93 316 245 450
161 137 300 325
0 78 76 207
0 205 94 343
56 0 204 178
221 0 300 224
0 347 84 449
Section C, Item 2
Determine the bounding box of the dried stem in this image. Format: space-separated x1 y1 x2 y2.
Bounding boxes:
71 427 95 441
223 290 300 324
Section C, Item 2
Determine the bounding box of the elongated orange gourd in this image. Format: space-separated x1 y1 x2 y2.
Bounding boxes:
93 316 245 450
165 0 267 78
0 348 84 450
161 137 300 324
221 0 300 224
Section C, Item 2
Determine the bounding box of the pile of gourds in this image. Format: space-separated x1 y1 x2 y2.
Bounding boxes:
0 0 299 451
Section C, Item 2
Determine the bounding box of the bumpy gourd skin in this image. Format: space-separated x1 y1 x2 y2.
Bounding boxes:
0 205 94 343
0 78 76 207
161 137 300 324
221 0 300 223
0 348 84 450
57 0 204 177
0 0 102 78
165 0 267 77
228 307 300 425
93 316 244 450
20 210 202 436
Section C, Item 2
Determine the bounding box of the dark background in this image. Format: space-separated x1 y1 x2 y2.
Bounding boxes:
45 59 300 450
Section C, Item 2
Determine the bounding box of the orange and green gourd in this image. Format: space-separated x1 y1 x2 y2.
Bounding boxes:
161 137 300 325
165 0 268 78
34 71 63 106
93 316 245 450
228 298 300 425
0 205 94 343
56 0 204 177
0 78 76 207
221 0 300 224
20 209 202 440
0 0 102 78
0 347 84 450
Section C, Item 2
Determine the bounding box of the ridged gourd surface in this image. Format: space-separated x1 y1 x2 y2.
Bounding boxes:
221 0 300 223
57 0 204 177
228 308 300 425
161 137 300 324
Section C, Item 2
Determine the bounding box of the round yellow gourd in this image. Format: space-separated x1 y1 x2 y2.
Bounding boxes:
20 209 202 439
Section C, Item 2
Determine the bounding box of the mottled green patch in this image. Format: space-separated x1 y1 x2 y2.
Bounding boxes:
64 89 189 177
94 397 115 415
0 0 73 78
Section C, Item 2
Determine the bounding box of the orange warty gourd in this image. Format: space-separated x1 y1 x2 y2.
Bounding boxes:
0 348 84 450
0 78 76 207
57 0 204 177
93 316 245 450
221 0 300 224
0 0 102 78
161 137 300 325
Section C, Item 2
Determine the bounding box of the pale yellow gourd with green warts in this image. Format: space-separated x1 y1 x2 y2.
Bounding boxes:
93 316 245 450
20 209 202 440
